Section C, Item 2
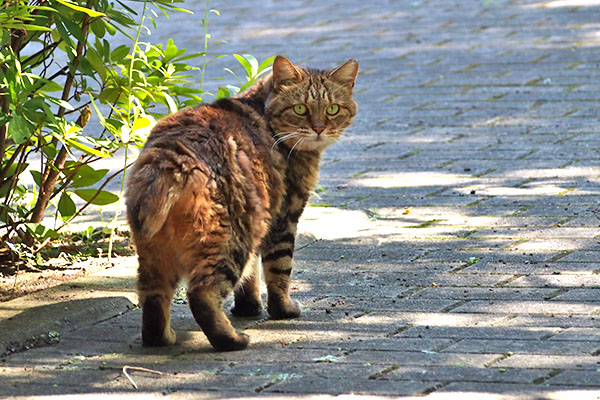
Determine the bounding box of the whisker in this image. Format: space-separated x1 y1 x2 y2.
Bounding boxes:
271 132 301 152
287 137 305 161
273 130 297 138
273 132 300 146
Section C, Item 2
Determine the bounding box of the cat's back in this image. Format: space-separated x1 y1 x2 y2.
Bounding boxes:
125 98 276 241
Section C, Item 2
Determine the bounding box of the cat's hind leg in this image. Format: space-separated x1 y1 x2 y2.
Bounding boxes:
137 256 178 346
231 255 263 317
187 261 250 351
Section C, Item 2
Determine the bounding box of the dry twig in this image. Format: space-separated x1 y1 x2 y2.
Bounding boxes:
122 365 166 390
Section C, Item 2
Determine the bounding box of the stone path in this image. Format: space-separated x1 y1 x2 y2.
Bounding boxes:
2 0 600 398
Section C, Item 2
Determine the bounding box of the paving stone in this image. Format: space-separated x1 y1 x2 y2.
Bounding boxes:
505 275 600 289
382 365 548 385
3 0 600 397
497 352 600 371
434 382 600 400
552 289 600 302
267 375 437 396
453 300 600 315
499 314 600 329
412 287 557 301
548 328 600 342
546 370 600 387
440 338 599 356
346 350 501 368
396 326 560 341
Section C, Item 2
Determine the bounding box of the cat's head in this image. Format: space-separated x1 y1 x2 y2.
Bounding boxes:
265 56 359 153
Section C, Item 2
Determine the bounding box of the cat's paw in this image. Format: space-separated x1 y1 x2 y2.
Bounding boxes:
231 302 263 317
268 298 302 320
211 332 250 352
164 326 177 345
142 326 177 347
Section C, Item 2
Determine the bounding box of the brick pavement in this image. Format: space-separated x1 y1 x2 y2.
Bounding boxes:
1 0 600 398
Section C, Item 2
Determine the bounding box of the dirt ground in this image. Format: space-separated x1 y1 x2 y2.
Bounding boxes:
0 235 134 302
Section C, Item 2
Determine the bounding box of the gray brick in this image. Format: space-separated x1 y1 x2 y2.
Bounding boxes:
441 338 599 355
3 0 600 397
496 354 600 370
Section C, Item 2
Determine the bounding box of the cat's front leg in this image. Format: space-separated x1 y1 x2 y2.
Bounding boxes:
261 221 302 319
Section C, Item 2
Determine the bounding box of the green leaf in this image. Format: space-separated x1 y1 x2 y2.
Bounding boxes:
90 18 106 38
8 115 34 144
257 56 276 74
47 97 75 111
58 192 76 220
65 163 109 188
164 38 178 62
73 189 119 205
216 87 230 100
60 15 86 43
131 116 153 132
30 170 42 187
54 0 106 17
1 30 10 46
5 24 53 32
233 54 255 79
242 54 259 76
65 138 109 158
162 92 178 114
110 45 129 62
40 80 64 92
77 57 95 77
239 79 256 93
53 19 75 49
225 84 240 97
25 223 59 240
85 47 107 80
103 20 116 36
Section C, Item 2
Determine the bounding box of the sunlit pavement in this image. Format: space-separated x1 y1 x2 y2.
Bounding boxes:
2 0 600 398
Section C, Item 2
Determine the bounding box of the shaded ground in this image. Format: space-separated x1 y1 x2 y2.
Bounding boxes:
0 234 133 302
1 0 600 399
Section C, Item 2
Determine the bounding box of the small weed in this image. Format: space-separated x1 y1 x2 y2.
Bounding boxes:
406 219 446 228
466 257 479 266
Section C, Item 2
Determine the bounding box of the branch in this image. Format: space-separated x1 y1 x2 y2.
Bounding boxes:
21 39 62 68
0 143 27 186
56 162 133 232
28 12 93 234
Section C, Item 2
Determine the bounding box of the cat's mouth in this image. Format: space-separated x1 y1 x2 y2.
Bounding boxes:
301 130 336 150
273 128 336 153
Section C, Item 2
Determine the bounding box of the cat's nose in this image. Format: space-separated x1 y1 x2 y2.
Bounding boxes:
312 126 325 135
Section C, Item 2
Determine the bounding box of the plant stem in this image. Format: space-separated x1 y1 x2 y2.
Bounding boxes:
107 148 128 260
199 0 211 93
57 162 133 232
26 13 92 245
106 0 148 259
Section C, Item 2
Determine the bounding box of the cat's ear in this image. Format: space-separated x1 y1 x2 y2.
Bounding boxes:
272 56 303 90
328 59 359 90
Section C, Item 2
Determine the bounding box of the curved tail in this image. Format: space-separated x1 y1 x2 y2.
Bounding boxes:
125 149 187 239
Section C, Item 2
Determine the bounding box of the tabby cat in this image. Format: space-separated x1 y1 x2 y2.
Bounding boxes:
126 56 358 351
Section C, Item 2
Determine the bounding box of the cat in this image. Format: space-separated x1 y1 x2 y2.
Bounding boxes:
125 55 358 351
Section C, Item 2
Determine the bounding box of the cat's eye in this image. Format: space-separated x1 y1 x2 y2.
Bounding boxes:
293 104 308 116
326 104 340 116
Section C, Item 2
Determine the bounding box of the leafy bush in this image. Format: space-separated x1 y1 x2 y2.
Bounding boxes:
0 0 273 260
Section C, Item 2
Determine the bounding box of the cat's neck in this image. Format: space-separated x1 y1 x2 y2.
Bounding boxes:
234 75 273 111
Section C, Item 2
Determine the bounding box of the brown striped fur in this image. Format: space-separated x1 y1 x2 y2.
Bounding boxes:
126 56 358 351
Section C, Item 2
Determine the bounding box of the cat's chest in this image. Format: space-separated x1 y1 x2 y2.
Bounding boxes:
281 156 320 205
